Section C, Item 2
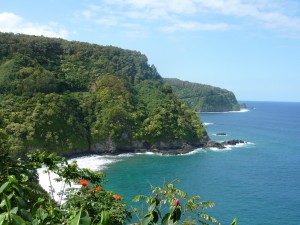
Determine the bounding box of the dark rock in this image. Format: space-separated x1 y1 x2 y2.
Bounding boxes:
204 141 226 149
203 139 247 150
221 140 246 145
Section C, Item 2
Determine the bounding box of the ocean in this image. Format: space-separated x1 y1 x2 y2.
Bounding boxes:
39 101 300 225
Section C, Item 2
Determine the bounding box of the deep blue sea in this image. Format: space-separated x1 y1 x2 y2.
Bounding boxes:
44 101 300 225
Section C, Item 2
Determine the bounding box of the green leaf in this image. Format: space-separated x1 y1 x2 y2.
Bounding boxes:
173 207 181 222
0 182 9 194
10 207 18 214
20 209 32 221
132 195 148 202
20 174 29 182
36 208 45 220
148 202 156 213
169 206 176 214
8 175 18 184
231 217 237 225
4 194 11 212
33 197 45 208
141 214 152 225
11 214 26 225
70 209 91 225
152 211 159 224
162 213 171 225
0 199 5 208
16 196 26 208
99 211 110 225
71 210 82 225
0 213 7 224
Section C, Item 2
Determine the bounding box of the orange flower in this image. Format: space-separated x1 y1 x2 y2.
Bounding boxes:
113 194 122 201
95 186 102 192
79 179 89 187
88 189 93 193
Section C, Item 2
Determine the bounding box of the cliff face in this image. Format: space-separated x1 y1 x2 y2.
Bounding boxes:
164 78 240 112
0 32 206 156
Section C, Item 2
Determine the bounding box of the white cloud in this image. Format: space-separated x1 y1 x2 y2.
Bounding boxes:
81 0 300 36
192 0 300 32
82 10 94 19
162 21 231 32
96 17 119 26
0 12 23 29
0 12 68 38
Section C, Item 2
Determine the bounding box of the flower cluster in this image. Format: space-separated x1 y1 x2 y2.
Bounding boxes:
93 185 102 192
113 194 122 201
78 180 103 193
95 186 102 192
79 179 89 187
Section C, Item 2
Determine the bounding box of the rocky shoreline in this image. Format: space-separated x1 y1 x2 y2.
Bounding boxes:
61 139 247 159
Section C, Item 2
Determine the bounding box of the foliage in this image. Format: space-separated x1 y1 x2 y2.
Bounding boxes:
132 179 221 225
0 32 207 156
63 182 130 225
0 32 161 94
133 80 206 144
90 75 135 144
0 93 87 155
0 150 131 225
164 78 240 112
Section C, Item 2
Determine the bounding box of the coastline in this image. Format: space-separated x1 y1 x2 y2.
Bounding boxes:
61 147 199 159
61 139 247 160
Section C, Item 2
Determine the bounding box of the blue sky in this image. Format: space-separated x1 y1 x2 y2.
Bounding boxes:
1 0 300 102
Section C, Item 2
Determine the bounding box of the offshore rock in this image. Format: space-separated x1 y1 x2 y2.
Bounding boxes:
204 139 247 149
221 140 246 145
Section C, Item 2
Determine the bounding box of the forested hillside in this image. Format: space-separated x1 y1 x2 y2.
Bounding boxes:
0 32 206 156
164 78 240 112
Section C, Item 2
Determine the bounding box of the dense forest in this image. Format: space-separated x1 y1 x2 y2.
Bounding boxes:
0 32 207 157
164 78 240 112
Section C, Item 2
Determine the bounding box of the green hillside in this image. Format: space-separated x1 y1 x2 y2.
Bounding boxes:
0 32 206 156
164 78 240 112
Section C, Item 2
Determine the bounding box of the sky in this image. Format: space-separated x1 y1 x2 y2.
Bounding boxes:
1 0 300 102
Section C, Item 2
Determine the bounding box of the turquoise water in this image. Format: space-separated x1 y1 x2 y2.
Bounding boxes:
99 101 300 224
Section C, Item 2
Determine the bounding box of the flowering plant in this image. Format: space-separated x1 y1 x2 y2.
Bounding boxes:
132 179 233 225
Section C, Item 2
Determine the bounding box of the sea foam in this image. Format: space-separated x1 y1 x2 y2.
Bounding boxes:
209 141 254 152
201 109 250 114
38 154 133 202
203 122 214 126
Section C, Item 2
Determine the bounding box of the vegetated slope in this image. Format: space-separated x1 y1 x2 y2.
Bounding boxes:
0 32 206 156
164 78 240 112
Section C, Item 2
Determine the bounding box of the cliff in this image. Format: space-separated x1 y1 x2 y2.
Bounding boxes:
0 32 207 156
164 78 240 112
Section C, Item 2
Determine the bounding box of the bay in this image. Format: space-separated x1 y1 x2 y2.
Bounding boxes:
41 101 300 224
102 101 300 225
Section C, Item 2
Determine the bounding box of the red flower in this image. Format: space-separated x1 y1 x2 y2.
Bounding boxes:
79 179 89 187
113 194 122 201
155 193 158 197
88 189 93 193
95 186 102 192
174 198 180 207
